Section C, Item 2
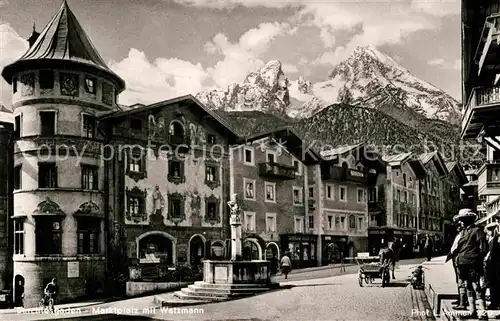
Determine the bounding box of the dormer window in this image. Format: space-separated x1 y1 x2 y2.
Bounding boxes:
39 70 54 90
85 77 96 94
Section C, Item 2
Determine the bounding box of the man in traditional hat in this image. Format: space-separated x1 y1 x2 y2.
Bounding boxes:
453 209 488 320
448 214 467 308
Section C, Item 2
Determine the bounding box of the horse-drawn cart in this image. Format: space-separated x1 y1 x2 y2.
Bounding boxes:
354 253 390 287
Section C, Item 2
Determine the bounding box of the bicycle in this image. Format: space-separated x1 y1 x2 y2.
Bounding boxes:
39 293 55 312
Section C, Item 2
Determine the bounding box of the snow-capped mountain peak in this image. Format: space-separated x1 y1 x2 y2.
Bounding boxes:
197 45 461 125
309 45 461 124
196 60 290 114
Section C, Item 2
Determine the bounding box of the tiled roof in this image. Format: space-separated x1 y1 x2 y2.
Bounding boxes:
2 0 124 90
382 152 412 164
418 152 436 165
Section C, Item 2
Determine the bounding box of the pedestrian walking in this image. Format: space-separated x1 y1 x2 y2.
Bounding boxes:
448 215 467 308
484 221 500 310
281 252 292 279
379 241 397 279
452 209 488 320
424 234 434 261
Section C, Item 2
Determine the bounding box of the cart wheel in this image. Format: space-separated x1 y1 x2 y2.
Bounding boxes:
358 275 363 287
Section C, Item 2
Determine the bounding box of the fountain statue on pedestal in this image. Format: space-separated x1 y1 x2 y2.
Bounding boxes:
227 193 242 261
171 194 277 304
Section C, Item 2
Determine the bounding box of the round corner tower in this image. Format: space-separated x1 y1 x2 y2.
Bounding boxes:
1 0 125 307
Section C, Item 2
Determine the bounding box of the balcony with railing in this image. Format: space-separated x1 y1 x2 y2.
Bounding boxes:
462 86 500 139
258 162 296 180
346 169 367 184
478 162 500 196
321 164 346 181
462 14 500 139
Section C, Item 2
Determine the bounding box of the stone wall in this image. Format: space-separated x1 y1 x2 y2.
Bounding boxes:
14 258 105 308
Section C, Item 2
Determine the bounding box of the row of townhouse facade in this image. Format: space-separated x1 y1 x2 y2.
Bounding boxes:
0 0 470 307
460 0 500 225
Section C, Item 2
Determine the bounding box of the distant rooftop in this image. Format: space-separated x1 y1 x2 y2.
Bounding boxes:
320 143 363 159
382 152 412 165
0 108 13 124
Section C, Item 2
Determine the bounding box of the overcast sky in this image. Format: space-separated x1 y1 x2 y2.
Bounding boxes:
0 0 461 108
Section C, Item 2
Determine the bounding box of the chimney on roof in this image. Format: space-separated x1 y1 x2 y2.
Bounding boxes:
27 23 40 48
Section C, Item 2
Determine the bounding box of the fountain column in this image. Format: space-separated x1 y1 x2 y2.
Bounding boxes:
227 193 242 260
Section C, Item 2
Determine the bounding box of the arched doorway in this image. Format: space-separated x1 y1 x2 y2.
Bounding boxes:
189 235 205 268
265 242 280 259
211 240 225 259
242 239 262 260
265 242 280 274
137 232 175 264
14 275 24 307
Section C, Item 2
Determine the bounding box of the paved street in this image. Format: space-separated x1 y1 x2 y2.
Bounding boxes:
0 260 431 321
272 257 428 283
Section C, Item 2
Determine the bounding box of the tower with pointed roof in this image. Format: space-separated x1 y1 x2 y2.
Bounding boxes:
1 0 125 307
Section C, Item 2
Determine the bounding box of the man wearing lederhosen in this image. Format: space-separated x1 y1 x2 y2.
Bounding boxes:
453 209 488 320
449 214 467 309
